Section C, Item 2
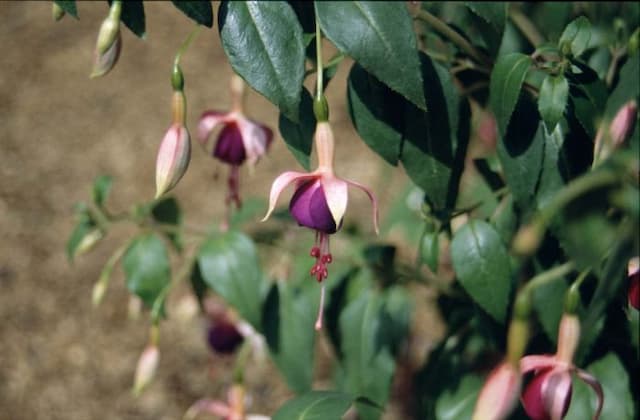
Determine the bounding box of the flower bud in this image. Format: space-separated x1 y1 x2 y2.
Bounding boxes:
610 100 638 146
155 123 191 198
133 345 159 396
473 361 521 420
92 276 108 307
52 3 65 21
289 178 339 234
74 228 104 257
90 30 121 78
629 258 640 310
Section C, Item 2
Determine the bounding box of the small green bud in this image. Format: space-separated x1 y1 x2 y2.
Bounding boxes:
629 28 640 55
171 64 184 91
313 95 329 122
52 2 65 21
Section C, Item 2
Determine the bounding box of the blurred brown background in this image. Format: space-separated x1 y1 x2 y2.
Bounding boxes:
0 2 443 419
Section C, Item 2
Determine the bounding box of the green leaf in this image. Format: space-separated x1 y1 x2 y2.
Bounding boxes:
347 54 462 211
565 353 635 420
497 96 545 210
315 1 426 110
171 1 213 27
464 2 506 34
531 273 568 344
112 0 145 38
273 390 354 420
435 374 483 420
347 63 403 166
450 220 512 322
219 1 305 121
122 234 170 307
569 72 607 139
489 52 532 137
536 124 569 210
151 197 182 251
197 231 263 328
54 0 77 18
278 88 315 170
66 211 99 262
559 16 591 57
339 291 394 420
92 175 113 207
538 75 569 132
262 282 316 394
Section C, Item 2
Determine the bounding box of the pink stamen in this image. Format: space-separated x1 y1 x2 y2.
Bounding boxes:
315 283 326 330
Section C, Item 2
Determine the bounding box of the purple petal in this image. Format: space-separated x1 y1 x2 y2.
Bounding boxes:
289 179 337 234
522 368 572 420
214 122 246 165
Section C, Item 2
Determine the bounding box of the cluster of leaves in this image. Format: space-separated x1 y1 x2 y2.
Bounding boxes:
64 1 639 419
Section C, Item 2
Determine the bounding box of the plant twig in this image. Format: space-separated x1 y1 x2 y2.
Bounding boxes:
509 6 545 48
415 9 492 66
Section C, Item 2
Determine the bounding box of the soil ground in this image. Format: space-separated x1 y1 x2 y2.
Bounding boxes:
0 2 445 419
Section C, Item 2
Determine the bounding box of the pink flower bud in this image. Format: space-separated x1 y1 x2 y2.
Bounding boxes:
133 345 159 396
90 8 121 79
155 123 191 198
473 361 521 420
522 367 572 420
629 258 640 310
609 100 638 146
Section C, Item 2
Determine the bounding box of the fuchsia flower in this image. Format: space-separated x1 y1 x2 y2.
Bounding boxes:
155 91 191 198
520 314 603 420
204 299 244 355
628 257 639 310
262 121 378 330
198 74 273 211
609 100 637 146
133 344 159 396
473 361 522 420
184 384 268 420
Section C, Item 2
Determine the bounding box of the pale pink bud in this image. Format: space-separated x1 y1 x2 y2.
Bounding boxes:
155 123 191 198
74 228 103 257
609 100 637 146
90 16 121 78
473 361 522 420
133 345 159 396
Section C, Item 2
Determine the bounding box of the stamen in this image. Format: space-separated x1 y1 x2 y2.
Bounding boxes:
315 283 326 330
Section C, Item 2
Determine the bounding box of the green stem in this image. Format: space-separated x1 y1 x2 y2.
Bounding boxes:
174 25 204 69
233 341 252 384
315 14 324 98
509 6 544 48
522 261 575 297
514 168 620 255
415 9 491 65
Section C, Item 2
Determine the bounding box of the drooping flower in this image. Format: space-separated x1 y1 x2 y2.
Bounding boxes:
262 121 378 329
155 89 191 198
473 361 522 420
628 257 639 310
184 384 269 420
90 0 122 78
198 74 273 212
520 314 603 420
204 299 244 355
610 100 638 146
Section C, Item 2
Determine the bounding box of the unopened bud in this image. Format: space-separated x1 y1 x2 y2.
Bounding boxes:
609 100 638 146
628 258 639 310
74 228 103 257
52 3 65 21
155 123 191 198
133 345 159 396
512 223 543 256
90 30 121 78
92 276 108 307
473 361 521 420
